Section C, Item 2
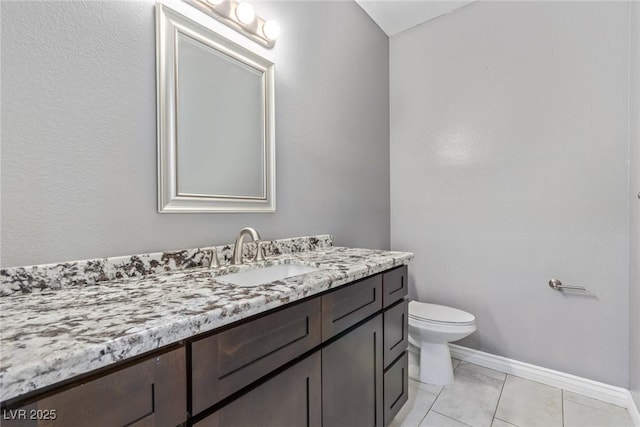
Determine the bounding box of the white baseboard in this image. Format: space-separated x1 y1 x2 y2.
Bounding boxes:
449 344 640 426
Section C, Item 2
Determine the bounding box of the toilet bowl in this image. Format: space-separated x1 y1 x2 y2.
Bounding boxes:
408 301 476 385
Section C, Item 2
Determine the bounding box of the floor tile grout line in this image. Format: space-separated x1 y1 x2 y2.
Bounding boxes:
562 389 632 416
490 372 509 422
501 367 630 415
407 378 446 427
417 362 454 427
448 360 508 427
427 385 443 412
493 416 518 426
430 409 474 427
456 360 512 383
416 409 429 427
416 390 441 427
408 379 444 401
429 360 499 427
560 393 634 423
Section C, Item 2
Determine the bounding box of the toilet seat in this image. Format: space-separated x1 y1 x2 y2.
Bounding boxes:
409 301 475 326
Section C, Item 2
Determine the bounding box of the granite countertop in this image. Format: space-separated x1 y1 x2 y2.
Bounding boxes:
0 243 413 403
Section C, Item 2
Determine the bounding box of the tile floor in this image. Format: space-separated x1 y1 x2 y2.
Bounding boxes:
390 359 634 427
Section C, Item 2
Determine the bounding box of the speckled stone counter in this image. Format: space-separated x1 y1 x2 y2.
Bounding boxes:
0 237 413 403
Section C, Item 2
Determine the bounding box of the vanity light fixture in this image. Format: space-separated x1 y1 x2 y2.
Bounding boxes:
189 0 280 48
235 2 255 25
262 20 280 42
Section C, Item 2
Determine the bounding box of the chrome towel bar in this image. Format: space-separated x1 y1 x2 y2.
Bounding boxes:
548 279 587 292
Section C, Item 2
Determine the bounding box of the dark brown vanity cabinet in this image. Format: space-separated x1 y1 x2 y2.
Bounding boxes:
191 267 409 427
1 347 186 427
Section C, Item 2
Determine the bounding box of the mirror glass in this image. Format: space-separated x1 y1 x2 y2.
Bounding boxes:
156 4 275 212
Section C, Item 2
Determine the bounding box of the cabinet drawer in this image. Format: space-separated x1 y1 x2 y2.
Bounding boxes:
383 300 408 368
383 352 408 427
382 266 408 308
191 297 321 415
1 347 186 427
321 274 382 340
195 352 321 427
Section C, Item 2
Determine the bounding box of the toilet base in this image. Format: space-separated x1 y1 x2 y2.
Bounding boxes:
417 342 455 385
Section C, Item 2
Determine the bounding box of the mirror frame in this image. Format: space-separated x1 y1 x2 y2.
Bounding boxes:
156 3 275 213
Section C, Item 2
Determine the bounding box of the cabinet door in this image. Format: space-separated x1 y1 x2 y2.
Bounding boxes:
195 352 321 427
322 314 383 427
1 347 186 427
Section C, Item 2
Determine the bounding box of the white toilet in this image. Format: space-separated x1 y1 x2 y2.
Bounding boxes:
408 301 476 385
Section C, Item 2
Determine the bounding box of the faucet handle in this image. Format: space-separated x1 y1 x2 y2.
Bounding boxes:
209 248 221 268
255 241 267 262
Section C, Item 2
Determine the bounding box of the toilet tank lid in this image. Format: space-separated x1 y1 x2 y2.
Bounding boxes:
409 301 475 324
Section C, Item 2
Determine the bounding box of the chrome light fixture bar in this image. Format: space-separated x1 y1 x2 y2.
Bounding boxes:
185 0 280 48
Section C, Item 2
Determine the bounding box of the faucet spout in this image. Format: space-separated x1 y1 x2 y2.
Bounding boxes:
231 227 261 265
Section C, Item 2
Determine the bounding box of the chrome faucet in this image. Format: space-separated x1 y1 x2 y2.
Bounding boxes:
231 227 261 265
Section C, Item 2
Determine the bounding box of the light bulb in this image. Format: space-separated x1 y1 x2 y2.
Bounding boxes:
262 20 280 41
235 3 255 25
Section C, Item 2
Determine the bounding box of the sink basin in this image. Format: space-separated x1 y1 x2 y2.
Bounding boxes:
216 264 319 287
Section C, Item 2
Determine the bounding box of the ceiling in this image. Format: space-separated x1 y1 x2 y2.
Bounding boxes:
354 0 476 36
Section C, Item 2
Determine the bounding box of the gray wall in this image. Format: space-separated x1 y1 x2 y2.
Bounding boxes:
390 1 631 387
0 1 390 267
630 0 640 407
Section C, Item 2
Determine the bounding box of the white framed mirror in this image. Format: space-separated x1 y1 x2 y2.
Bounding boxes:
156 3 275 213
